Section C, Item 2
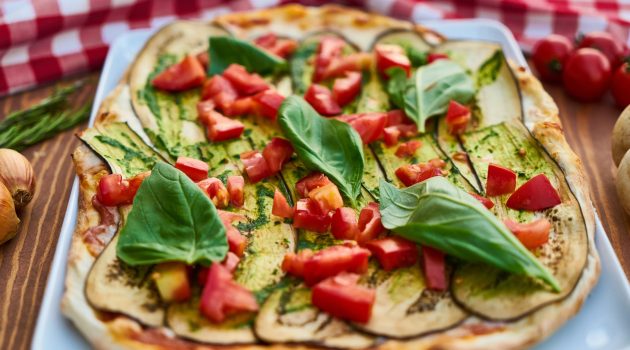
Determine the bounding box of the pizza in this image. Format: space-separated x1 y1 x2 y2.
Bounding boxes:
61 5 600 350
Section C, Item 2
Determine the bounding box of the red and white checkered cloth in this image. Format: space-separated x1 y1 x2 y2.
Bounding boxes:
1 0 629 97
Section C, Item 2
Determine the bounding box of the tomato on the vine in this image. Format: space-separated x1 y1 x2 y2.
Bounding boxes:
577 31 625 69
532 35 573 83
562 48 611 102
611 61 630 107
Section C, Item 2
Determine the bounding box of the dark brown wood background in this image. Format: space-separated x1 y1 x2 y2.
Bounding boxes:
0 62 629 350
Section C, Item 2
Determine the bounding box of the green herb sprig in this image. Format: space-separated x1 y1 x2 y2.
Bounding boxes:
0 82 91 150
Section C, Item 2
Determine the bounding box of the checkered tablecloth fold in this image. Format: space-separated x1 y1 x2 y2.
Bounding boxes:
1 0 629 96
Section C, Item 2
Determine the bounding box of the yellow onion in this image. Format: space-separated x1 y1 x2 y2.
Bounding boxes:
0 149 36 209
0 181 20 244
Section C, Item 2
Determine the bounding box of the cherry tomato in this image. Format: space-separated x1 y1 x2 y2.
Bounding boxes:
531 35 573 83
562 48 611 102
611 61 630 107
577 31 625 69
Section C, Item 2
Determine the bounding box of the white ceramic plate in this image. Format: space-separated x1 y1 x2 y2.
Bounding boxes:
32 19 630 350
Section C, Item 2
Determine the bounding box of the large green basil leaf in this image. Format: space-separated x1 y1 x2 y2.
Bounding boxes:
278 96 365 204
379 178 560 291
386 60 475 133
117 162 228 266
208 36 287 76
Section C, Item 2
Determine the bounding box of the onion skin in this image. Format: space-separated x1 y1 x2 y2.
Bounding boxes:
0 149 35 210
0 181 20 245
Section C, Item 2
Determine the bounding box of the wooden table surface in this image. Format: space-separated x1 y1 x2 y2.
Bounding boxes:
1 64 629 350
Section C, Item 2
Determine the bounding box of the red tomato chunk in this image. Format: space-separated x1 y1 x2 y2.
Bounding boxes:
505 218 551 250
486 163 517 196
199 263 258 323
506 174 561 211
422 246 447 291
152 55 205 91
311 273 375 324
365 237 419 271
175 156 208 182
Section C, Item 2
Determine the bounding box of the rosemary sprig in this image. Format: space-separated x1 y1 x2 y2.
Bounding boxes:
0 82 92 151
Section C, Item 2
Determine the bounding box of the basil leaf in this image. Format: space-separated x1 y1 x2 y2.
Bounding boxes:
289 40 318 95
379 178 560 291
117 162 228 266
386 60 475 133
208 36 287 76
278 96 365 204
476 50 503 88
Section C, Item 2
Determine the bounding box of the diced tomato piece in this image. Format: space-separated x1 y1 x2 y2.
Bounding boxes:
302 244 371 285
505 218 551 250
197 104 245 142
357 202 385 244
395 140 422 158
506 174 561 211
272 189 294 218
253 90 285 120
293 198 331 233
337 112 387 144
427 53 449 64
197 177 229 208
223 64 269 95
386 109 410 126
199 263 258 323
262 137 294 173
332 71 362 107
241 151 272 183
175 156 208 182
127 171 151 198
254 33 277 48
296 172 331 198
428 158 447 169
375 44 411 78
152 55 205 91
226 176 244 207
365 237 419 271
255 33 298 58
395 164 442 187
422 246 447 291
322 53 372 80
308 183 344 213
152 262 191 303
223 252 240 273
281 249 314 277
196 51 209 69
383 124 417 146
445 100 471 135
304 84 341 116
486 163 517 197
201 75 238 110
313 36 346 82
331 207 359 240
97 174 133 206
223 97 258 117
470 192 495 209
226 225 247 257
217 209 246 224
311 273 375 324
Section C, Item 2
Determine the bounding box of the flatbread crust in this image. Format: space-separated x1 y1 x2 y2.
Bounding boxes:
61 5 600 349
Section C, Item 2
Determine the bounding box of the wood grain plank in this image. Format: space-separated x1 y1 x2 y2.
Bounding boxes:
0 74 97 350
0 63 628 350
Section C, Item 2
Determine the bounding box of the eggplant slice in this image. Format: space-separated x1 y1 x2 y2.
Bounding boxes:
452 122 588 321
370 28 432 52
255 284 375 349
85 233 164 327
353 264 467 339
79 122 166 177
128 21 228 159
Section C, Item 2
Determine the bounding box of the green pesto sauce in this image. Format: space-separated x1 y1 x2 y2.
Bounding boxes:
235 184 274 232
